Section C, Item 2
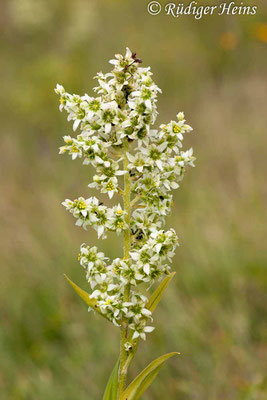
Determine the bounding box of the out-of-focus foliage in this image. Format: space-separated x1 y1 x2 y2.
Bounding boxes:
0 0 266 399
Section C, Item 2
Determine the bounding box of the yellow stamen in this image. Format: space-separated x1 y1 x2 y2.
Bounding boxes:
173 125 180 134
77 200 86 210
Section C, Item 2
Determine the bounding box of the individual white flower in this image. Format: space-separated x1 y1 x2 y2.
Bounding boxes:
59 136 83 160
140 143 167 170
109 47 133 69
109 204 127 233
79 244 109 289
127 151 147 173
86 97 101 118
130 322 155 341
123 293 151 321
111 257 143 286
130 245 158 276
100 101 118 134
89 160 125 199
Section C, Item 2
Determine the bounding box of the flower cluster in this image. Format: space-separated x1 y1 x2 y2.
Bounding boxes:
56 48 195 341
130 229 178 281
79 243 153 337
62 197 127 238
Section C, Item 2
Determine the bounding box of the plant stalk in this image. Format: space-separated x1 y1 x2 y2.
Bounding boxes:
118 138 131 397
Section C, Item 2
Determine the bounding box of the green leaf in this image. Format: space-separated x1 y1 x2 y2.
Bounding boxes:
120 352 179 400
132 365 161 400
146 272 176 313
64 274 109 321
103 358 119 400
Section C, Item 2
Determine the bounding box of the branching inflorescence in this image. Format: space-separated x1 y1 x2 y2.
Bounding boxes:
56 48 195 398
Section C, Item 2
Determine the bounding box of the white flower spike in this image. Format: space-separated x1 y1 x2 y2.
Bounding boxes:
57 48 195 397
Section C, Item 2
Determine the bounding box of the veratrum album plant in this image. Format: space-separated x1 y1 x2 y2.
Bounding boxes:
55 48 195 399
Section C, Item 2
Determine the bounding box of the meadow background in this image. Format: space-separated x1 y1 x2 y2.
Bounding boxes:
0 0 267 399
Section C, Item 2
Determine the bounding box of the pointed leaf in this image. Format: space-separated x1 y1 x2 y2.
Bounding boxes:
120 352 179 400
131 365 161 400
146 272 176 313
103 358 119 400
64 275 109 321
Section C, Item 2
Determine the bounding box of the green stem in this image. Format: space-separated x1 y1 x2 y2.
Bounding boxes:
118 138 131 397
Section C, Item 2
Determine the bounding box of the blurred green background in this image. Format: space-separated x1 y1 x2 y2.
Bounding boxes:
0 0 267 399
